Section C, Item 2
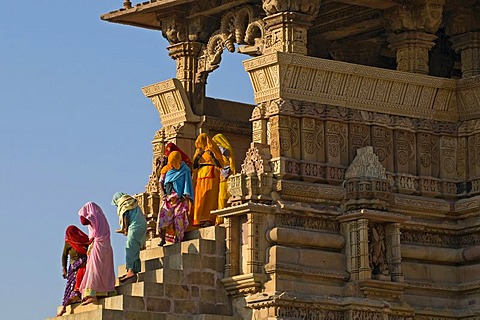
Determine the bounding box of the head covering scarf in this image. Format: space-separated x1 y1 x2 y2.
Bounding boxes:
77 202 110 240
193 133 225 167
212 133 236 173
164 161 194 200
111 192 138 233
65 225 89 255
161 151 182 175
165 142 192 167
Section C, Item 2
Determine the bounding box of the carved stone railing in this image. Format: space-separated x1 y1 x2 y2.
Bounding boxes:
244 52 459 122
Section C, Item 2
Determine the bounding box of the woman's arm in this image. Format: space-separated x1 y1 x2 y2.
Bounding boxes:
61 242 69 278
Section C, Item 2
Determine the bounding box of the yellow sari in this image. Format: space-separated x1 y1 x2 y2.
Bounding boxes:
192 134 225 226
212 134 236 224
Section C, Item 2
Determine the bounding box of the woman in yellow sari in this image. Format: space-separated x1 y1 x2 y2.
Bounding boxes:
192 133 225 226
212 134 236 224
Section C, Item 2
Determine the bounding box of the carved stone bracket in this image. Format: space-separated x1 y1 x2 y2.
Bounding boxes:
142 78 201 131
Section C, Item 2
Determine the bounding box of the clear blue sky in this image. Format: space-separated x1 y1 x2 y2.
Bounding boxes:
0 2 253 319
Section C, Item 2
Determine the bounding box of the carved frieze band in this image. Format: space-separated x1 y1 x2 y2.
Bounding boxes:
277 213 340 232
264 263 349 280
200 116 252 136
401 228 480 248
244 52 462 122
274 179 345 203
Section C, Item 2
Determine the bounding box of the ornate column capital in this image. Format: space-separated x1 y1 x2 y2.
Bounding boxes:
445 2 480 77
450 31 480 78
158 13 188 45
262 0 321 16
384 0 445 74
385 0 444 34
262 0 321 55
387 31 437 74
445 1 480 37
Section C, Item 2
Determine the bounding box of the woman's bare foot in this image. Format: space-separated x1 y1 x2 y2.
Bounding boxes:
56 306 66 317
80 296 97 305
120 269 136 282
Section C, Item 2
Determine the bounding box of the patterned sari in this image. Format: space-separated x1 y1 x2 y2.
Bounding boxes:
158 152 194 243
62 255 87 306
61 225 89 307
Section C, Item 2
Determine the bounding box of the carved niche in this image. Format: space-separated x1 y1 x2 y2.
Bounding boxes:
344 146 392 211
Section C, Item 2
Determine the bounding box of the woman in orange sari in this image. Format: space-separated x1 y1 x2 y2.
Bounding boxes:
192 133 225 226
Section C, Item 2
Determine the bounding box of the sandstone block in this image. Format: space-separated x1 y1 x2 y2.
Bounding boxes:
140 269 164 283
164 283 191 299
104 295 145 311
185 271 216 286
117 282 165 297
166 314 193 320
145 297 171 312
199 288 217 304
162 268 184 284
124 310 167 320
140 246 165 261
173 300 199 314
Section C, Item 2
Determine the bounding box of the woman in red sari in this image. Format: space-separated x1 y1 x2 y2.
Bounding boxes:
57 225 89 316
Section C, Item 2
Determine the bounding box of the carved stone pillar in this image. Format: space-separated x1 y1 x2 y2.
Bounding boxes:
451 32 480 78
262 0 321 55
251 103 268 144
445 2 480 78
159 13 211 115
224 216 240 278
385 223 404 283
357 218 371 280
385 0 444 74
167 42 204 114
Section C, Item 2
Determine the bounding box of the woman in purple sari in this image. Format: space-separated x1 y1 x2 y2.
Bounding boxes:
57 225 89 316
78 202 116 305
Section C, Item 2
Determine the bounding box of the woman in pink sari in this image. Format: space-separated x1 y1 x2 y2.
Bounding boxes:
78 202 116 304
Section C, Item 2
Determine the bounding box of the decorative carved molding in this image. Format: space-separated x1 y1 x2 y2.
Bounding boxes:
243 52 457 122
277 213 340 232
264 263 350 280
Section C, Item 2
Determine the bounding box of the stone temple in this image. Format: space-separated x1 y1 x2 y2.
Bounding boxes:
48 0 480 319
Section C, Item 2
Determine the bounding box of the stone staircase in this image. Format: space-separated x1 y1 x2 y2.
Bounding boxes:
48 226 237 320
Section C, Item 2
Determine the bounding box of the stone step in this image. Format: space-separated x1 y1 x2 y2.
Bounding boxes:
163 253 225 272
180 238 224 256
193 315 240 320
46 308 122 320
140 242 182 261
184 226 226 242
116 282 164 297
52 307 169 320
141 237 223 263
117 257 163 276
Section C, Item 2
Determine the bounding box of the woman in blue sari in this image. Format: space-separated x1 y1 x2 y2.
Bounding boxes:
111 192 147 282
157 151 194 246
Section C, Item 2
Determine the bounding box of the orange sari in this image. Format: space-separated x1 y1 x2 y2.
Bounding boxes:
192 134 225 226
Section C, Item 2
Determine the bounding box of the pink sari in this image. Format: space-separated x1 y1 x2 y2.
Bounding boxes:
78 202 116 297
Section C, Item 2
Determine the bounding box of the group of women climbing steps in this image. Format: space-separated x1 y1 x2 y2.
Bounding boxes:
157 133 235 245
57 133 235 317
